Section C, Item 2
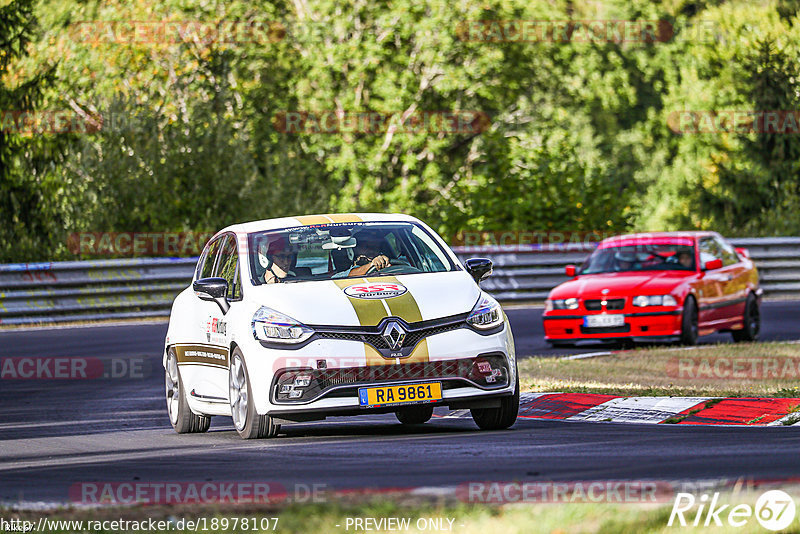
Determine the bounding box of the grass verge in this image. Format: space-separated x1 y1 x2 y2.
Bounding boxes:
520 341 800 398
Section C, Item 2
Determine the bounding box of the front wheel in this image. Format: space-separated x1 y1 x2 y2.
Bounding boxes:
732 293 760 342
471 374 519 431
680 296 699 346
165 349 210 434
395 405 434 425
229 348 280 439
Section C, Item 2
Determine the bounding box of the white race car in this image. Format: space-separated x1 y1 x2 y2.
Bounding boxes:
164 213 518 439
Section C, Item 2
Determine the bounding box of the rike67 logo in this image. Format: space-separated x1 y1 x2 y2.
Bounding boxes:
669 490 796 531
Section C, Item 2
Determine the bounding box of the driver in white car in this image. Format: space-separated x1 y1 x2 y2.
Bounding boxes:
338 229 392 277
259 238 295 284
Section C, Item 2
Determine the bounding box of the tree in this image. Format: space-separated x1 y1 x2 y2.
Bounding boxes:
0 0 62 261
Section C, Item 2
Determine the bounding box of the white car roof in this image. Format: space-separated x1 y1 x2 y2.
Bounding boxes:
217 213 424 238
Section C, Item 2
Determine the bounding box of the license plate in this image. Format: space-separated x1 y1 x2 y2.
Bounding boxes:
584 314 625 328
358 382 442 407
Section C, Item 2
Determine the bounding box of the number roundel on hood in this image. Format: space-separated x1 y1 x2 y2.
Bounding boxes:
343 282 408 300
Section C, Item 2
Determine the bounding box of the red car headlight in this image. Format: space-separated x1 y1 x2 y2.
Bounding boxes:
632 295 678 307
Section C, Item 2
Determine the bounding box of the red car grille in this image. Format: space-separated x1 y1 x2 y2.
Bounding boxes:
584 298 625 311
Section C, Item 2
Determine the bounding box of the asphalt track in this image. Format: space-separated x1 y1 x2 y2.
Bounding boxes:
2 301 800 505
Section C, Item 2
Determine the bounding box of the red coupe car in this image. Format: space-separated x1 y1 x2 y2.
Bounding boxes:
543 232 762 346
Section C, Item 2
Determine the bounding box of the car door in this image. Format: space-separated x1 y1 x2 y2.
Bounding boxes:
714 235 748 323
177 235 230 402
696 237 727 326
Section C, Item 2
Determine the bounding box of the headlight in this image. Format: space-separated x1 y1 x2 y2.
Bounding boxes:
546 298 579 311
252 306 314 343
467 293 504 330
632 295 678 307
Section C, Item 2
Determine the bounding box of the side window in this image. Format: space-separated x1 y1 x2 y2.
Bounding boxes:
198 238 222 279
216 235 241 299
698 238 722 267
715 237 739 266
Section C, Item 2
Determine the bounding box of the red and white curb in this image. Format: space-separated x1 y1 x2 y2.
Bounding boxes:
438 392 800 426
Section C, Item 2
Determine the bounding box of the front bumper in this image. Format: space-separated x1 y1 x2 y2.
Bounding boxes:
272 353 510 405
543 309 683 343
239 319 517 415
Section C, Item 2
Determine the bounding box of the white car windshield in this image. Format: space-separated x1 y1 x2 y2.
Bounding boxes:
580 243 697 274
248 222 456 285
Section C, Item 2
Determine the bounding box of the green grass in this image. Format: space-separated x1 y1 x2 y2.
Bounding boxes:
520 342 800 398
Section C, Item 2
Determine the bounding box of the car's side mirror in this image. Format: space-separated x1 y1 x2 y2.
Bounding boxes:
703 259 723 271
565 265 577 277
193 277 230 314
735 247 750 259
465 258 493 283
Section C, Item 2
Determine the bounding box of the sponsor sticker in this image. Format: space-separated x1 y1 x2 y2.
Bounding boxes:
343 283 407 300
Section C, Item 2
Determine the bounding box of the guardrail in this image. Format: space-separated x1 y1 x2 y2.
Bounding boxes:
0 237 797 325
453 237 800 302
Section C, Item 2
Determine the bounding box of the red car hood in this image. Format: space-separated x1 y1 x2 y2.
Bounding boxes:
549 271 695 299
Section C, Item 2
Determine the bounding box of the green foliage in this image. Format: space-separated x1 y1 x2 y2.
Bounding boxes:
1 0 799 261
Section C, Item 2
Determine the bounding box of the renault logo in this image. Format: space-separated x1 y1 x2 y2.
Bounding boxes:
382 321 406 350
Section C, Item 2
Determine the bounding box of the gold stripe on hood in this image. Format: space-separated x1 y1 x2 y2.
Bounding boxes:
333 278 386 327
295 215 332 225
334 276 429 364
326 214 363 223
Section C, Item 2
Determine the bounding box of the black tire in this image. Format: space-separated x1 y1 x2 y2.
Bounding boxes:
680 296 699 346
165 349 211 434
470 373 519 431
229 348 280 439
732 293 760 342
395 405 434 425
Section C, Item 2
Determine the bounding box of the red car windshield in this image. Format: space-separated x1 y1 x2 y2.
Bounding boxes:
580 243 696 274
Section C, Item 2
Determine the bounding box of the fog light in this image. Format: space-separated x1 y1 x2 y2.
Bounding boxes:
294 375 311 387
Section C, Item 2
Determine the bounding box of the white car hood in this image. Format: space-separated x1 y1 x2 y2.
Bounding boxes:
246 271 481 327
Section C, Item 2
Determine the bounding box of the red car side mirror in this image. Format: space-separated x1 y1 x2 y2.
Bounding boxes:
704 258 723 271
565 265 577 277
735 247 750 259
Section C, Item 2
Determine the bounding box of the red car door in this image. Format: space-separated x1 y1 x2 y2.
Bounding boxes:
696 236 728 327
714 236 748 324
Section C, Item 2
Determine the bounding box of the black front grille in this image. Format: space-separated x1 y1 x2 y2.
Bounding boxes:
584 298 625 311
315 320 465 352
580 324 631 334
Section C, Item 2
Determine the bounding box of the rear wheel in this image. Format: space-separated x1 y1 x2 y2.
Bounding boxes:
732 293 760 342
471 373 519 431
680 296 699 346
165 349 210 433
395 405 434 425
229 348 280 439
